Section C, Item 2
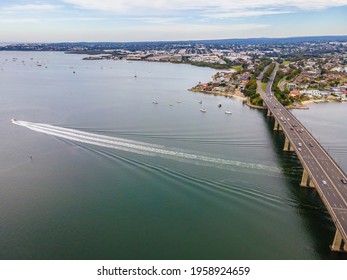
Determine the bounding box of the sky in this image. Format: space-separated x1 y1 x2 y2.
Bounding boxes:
0 0 347 42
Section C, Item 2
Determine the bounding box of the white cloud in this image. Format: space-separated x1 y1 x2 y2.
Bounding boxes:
0 18 40 23
63 0 347 14
203 10 292 19
48 17 105 22
3 4 60 12
130 17 181 24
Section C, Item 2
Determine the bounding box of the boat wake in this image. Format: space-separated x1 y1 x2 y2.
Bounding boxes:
12 119 281 174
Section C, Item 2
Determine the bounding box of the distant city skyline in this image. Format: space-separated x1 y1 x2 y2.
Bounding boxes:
1 0 347 42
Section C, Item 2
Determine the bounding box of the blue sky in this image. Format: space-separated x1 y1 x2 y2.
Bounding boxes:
1 0 347 42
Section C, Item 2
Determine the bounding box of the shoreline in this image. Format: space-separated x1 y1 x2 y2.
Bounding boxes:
190 88 346 110
301 99 338 105
189 88 247 101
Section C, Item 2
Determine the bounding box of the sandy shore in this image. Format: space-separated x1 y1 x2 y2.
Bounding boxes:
301 99 334 105
189 88 247 101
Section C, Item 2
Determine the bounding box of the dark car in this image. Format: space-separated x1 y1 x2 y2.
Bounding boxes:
341 178 347 184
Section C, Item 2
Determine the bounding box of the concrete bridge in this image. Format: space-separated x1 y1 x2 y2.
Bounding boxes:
258 63 347 252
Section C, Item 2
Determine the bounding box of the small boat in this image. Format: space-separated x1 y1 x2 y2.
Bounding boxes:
152 100 158 104
198 100 202 104
225 110 232 115
218 103 222 108
200 108 206 113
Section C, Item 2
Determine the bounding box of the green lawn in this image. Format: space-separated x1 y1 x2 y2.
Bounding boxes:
261 82 267 92
231 65 243 71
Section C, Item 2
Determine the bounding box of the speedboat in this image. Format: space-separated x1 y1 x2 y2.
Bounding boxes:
152 100 158 104
198 100 202 104
200 108 206 113
225 110 232 115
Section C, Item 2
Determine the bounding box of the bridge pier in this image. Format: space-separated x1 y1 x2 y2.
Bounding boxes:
300 169 316 188
283 136 290 151
300 169 309 187
331 229 346 252
267 109 272 117
309 179 316 188
273 119 279 131
273 119 283 131
283 136 294 152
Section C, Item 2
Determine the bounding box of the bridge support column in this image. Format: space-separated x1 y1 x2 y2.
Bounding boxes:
267 109 272 117
300 169 309 187
273 119 279 131
283 136 290 151
283 136 294 152
331 229 344 252
309 178 316 188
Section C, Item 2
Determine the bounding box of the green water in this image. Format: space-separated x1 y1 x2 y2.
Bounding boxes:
0 52 346 259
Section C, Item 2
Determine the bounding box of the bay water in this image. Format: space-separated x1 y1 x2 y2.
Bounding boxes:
0 52 346 259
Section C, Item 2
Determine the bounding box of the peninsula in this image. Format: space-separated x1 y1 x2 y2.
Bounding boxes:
2 36 346 107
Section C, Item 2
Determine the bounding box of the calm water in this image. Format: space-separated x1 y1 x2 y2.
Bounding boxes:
0 52 346 260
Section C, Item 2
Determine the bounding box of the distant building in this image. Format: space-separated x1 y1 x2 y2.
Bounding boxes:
287 83 297 90
301 89 322 97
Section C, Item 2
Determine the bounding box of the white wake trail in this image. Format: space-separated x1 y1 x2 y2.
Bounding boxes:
12 119 281 173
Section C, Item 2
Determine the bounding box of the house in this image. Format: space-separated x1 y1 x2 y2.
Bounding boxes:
301 89 322 97
289 90 300 99
287 83 297 90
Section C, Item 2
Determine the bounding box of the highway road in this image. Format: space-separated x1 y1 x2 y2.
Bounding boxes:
257 63 347 250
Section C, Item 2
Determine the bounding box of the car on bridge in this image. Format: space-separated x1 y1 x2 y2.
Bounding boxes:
341 178 347 184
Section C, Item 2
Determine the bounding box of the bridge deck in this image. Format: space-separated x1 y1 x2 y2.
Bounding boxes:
258 63 347 249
